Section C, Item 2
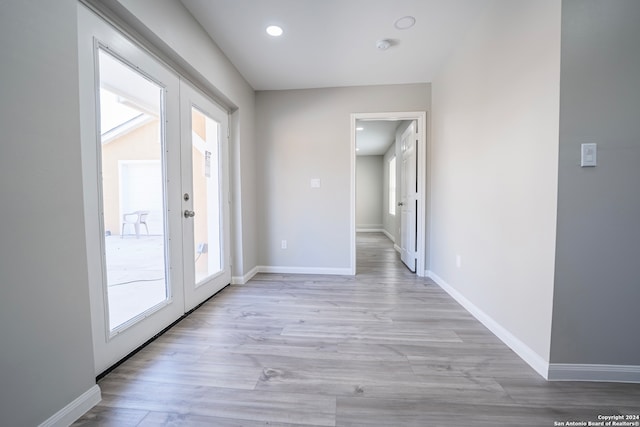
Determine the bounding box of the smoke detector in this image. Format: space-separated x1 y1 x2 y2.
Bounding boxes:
376 39 391 50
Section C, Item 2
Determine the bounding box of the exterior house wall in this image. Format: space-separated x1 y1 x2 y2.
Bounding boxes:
101 120 160 235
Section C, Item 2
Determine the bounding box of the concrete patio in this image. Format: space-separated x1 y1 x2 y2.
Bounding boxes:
104 234 167 329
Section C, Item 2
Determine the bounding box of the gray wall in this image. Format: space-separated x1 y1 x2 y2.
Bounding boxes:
550 0 640 365
0 0 259 423
356 156 384 230
0 1 96 425
430 0 561 362
256 84 430 269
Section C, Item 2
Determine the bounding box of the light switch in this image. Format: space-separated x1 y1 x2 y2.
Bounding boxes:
581 143 597 167
310 178 321 188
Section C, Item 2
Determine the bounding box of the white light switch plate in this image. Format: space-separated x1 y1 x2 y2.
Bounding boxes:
310 178 321 188
581 143 597 167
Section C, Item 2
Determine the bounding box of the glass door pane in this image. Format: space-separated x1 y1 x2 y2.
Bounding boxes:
181 81 231 311
191 107 222 285
97 48 169 331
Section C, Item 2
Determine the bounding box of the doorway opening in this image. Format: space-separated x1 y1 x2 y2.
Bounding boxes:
350 112 427 276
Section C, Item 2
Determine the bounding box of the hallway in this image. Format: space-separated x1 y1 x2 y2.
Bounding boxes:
75 233 640 426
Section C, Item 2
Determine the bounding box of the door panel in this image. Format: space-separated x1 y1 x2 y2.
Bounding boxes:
79 6 232 374
78 5 184 373
180 82 231 311
400 122 417 272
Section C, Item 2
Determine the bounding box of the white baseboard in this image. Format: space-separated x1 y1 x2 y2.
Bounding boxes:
548 364 640 383
382 229 395 243
257 265 353 276
426 270 549 379
38 384 101 427
231 265 259 285
356 227 384 233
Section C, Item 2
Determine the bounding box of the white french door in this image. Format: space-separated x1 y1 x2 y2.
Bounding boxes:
78 5 230 374
180 82 231 311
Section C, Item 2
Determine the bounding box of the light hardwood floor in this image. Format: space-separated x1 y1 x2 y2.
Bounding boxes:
74 233 640 426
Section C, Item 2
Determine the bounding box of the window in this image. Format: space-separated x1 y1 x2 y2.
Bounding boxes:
389 156 396 215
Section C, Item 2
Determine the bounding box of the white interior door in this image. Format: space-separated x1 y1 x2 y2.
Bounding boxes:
78 5 184 373
180 81 231 311
400 121 418 272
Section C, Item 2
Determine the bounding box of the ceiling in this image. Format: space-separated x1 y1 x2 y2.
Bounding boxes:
356 120 408 156
179 0 491 91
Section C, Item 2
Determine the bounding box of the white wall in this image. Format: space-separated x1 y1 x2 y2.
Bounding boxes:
430 0 561 368
356 156 384 230
0 1 97 425
256 84 430 271
382 142 397 241
103 0 258 280
550 0 640 368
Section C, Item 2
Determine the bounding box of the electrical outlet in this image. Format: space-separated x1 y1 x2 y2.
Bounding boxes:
456 255 462 268
281 240 287 249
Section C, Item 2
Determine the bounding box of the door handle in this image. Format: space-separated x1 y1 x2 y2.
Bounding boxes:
184 210 196 218
398 202 404 206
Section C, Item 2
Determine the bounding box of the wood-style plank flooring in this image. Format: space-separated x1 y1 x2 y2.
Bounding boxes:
74 233 640 426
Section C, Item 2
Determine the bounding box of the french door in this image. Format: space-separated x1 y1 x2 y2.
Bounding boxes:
180 82 231 311
78 5 230 374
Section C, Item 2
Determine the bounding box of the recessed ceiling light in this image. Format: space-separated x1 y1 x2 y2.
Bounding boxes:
356 148 360 151
266 25 283 37
356 127 364 131
394 16 416 30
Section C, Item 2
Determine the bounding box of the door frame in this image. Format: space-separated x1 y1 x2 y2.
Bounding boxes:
350 112 427 276
78 6 185 374
78 4 233 375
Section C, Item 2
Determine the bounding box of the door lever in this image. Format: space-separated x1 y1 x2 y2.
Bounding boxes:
184 210 196 218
